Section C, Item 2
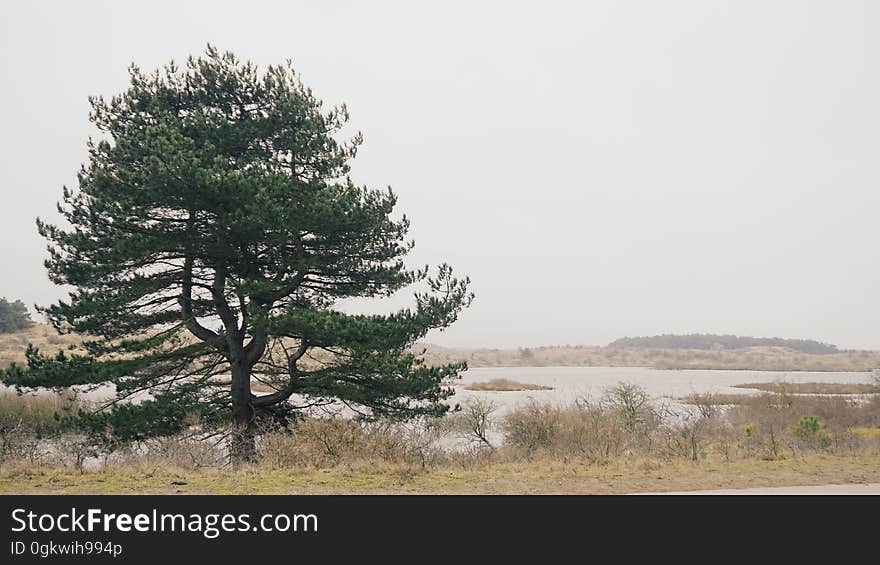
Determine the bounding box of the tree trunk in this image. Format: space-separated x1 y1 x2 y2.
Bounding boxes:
230 362 256 464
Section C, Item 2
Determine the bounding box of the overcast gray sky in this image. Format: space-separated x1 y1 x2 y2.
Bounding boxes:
1 1 878 349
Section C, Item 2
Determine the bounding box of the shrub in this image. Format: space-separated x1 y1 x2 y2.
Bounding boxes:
502 385 658 462
605 382 658 435
793 416 832 450
442 397 497 452
258 416 446 470
501 402 561 459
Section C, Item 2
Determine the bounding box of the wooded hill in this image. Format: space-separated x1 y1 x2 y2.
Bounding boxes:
608 334 839 354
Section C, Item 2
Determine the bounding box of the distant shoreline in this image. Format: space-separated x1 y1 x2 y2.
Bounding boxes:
454 365 875 374
2 325 878 374
417 343 880 373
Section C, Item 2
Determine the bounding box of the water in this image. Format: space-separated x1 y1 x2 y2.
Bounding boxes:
448 366 875 414
4 365 873 415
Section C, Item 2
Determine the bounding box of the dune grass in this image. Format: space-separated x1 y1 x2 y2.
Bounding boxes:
679 393 750 406
465 378 553 391
0 389 81 434
734 382 880 395
0 325 81 369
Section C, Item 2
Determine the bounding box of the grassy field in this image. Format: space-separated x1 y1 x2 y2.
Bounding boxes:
2 455 879 494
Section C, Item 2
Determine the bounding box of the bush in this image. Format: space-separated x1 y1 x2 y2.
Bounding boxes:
501 402 562 459
258 417 447 470
605 382 659 435
793 416 832 450
502 384 658 462
3 380 878 470
724 393 874 457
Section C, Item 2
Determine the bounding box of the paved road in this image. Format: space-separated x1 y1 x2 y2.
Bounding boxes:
644 483 880 495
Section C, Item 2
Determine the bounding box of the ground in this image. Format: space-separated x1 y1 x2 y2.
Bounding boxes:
2 454 879 494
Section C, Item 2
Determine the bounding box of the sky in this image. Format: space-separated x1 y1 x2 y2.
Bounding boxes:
1 1 878 350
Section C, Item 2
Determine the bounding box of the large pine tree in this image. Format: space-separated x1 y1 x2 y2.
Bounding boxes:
2 46 473 461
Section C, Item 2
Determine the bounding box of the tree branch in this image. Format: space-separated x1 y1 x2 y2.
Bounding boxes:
252 337 308 407
179 255 224 346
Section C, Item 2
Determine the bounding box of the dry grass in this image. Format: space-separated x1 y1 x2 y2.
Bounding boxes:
0 325 81 368
734 382 880 395
465 378 553 392
850 427 880 439
250 380 277 393
1 454 879 494
0 389 82 434
679 393 750 406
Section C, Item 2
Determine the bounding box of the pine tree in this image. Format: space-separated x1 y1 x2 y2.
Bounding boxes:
1 46 473 462
0 298 34 333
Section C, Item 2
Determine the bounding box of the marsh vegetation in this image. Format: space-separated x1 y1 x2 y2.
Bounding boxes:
464 378 553 391
2 380 879 493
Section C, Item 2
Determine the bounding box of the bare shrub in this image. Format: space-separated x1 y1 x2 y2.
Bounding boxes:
0 389 83 465
392 418 448 468
0 423 44 464
727 393 794 458
501 402 561 459
502 388 657 462
661 400 722 462
568 398 628 461
605 382 659 436
687 393 721 419
442 398 497 452
149 434 227 469
281 418 364 466
721 392 872 458
6 378 879 474
56 435 99 472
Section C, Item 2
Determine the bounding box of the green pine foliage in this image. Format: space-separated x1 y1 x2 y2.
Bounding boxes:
0 298 34 333
1 46 473 457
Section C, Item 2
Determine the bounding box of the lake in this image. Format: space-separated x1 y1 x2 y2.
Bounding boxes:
4 365 874 415
449 366 876 414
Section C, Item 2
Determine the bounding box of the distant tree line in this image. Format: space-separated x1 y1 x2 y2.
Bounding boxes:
608 334 839 354
0 298 34 333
